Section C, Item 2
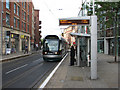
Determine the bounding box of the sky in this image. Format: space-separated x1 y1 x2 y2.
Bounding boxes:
33 0 83 38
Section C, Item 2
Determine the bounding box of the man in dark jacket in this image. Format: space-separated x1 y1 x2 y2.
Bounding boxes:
70 45 75 66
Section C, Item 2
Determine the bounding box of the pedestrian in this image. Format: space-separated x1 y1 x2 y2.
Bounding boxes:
36 44 38 51
24 44 28 54
70 45 75 66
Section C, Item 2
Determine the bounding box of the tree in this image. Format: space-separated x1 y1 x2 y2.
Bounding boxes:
85 1 120 62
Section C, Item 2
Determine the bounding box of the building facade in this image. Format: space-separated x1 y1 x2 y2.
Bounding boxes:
63 26 77 46
34 10 41 50
1 0 34 54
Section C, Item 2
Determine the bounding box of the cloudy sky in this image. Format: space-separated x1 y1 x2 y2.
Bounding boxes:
33 0 83 38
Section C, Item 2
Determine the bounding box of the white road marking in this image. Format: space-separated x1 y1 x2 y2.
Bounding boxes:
5 64 28 74
38 53 68 89
32 59 41 63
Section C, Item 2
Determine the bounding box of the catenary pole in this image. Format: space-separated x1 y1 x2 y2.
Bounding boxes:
1 0 3 57
90 0 97 79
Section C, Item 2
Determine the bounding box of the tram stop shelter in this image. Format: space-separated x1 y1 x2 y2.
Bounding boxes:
59 15 97 80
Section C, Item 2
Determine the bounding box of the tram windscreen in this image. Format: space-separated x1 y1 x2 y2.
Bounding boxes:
44 39 59 51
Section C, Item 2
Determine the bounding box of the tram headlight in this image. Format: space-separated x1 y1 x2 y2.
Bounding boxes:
45 52 47 54
55 52 58 54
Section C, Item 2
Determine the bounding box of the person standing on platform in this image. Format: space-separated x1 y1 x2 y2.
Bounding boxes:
70 45 75 66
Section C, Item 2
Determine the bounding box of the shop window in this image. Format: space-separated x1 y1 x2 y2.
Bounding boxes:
6 0 10 9
6 13 10 25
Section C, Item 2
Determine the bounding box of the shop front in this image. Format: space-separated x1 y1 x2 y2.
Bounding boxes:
20 35 29 52
97 39 104 53
11 33 19 53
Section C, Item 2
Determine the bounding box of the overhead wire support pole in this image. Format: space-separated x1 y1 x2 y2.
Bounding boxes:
1 0 3 58
90 0 97 79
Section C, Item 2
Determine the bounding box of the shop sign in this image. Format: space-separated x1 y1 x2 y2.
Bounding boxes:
21 35 24 39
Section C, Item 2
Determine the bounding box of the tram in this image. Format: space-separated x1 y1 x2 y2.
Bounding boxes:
42 35 68 61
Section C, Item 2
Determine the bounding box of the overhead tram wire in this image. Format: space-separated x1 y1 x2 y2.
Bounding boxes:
42 0 59 20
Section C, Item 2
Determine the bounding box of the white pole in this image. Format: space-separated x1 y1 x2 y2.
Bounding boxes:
93 0 95 15
91 15 97 79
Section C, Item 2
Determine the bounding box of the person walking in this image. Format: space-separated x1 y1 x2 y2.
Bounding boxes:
70 45 75 66
24 44 28 54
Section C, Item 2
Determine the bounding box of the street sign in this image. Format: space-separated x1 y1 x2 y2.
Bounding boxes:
59 20 89 25
59 16 90 26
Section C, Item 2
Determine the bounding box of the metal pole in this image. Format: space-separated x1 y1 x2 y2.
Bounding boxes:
93 0 95 15
1 0 3 57
0 1 3 89
91 16 97 79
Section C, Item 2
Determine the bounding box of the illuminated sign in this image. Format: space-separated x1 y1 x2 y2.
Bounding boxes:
59 16 90 26
59 19 89 25
21 35 24 39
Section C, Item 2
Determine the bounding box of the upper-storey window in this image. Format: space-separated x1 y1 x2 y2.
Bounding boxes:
6 0 10 9
24 2 26 9
17 6 20 16
24 12 26 20
14 17 16 28
14 3 17 14
6 13 10 25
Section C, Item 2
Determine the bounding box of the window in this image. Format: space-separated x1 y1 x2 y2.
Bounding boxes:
14 17 16 28
22 2 24 7
22 22 24 30
22 10 24 19
17 19 20 29
24 2 26 9
14 3 17 14
6 0 10 9
28 4 29 12
27 25 29 32
28 15 29 22
6 13 10 25
17 6 20 16
24 23 26 31
24 12 26 20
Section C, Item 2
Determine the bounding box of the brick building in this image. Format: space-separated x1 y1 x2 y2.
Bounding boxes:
34 9 41 50
63 26 77 46
1 0 34 54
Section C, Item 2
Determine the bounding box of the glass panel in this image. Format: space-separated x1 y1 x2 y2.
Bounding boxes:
6 13 10 25
6 0 10 9
44 39 59 51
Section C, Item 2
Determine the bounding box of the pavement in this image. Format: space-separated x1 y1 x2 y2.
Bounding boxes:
0 50 119 89
0 50 41 62
44 53 119 89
